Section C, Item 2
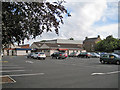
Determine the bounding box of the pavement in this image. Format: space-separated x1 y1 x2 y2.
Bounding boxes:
1 56 119 88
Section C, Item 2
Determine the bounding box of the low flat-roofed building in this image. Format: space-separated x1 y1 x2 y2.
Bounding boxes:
3 44 31 56
30 39 85 56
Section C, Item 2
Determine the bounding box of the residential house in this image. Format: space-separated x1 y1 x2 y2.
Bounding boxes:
83 35 101 52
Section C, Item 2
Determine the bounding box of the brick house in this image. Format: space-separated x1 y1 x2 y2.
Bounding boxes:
83 35 101 52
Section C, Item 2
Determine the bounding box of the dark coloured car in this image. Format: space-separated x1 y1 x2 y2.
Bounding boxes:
77 52 91 58
51 52 68 59
100 53 120 65
27 53 34 58
69 52 78 57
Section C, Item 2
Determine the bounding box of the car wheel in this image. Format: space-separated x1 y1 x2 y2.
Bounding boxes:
116 61 120 65
43 58 45 60
37 57 39 59
58 57 61 59
101 60 105 64
56 57 58 59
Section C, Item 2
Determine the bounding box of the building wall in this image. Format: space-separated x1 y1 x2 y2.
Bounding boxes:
16 50 31 56
83 38 101 52
3 50 7 55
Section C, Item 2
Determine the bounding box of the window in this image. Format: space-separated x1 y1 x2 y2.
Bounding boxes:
102 55 108 58
109 55 115 59
26 50 28 53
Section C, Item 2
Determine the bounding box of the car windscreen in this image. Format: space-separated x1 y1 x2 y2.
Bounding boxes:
40 53 44 54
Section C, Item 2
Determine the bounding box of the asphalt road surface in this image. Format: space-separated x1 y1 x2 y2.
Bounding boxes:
1 56 119 88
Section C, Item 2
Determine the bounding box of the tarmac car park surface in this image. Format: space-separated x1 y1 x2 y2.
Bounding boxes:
1 56 119 88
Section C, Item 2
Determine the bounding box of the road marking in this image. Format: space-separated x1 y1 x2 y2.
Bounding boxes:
0 65 19 67
0 70 26 72
0 73 45 77
0 61 8 63
91 71 120 76
0 75 16 84
26 61 34 64
2 67 24 69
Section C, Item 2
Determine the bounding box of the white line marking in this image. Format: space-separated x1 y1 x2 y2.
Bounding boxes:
8 75 16 83
91 71 120 76
2 67 24 69
0 70 25 72
0 65 19 67
26 61 34 64
0 75 16 84
0 73 45 77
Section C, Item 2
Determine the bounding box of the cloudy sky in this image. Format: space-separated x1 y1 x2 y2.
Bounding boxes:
24 0 118 45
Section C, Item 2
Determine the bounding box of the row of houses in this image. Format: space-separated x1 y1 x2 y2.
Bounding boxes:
3 35 101 56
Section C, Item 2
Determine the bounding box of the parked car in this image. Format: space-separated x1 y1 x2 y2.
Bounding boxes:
77 52 91 58
100 53 120 65
51 52 68 59
33 52 46 60
27 52 34 58
69 52 78 57
1 53 3 57
90 52 100 58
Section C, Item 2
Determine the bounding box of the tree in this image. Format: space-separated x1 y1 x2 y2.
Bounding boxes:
2 1 71 48
69 37 74 40
95 35 120 52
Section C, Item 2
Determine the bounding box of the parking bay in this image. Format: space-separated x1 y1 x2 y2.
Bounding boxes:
1 56 119 88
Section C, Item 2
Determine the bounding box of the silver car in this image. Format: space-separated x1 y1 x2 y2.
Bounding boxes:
33 52 46 60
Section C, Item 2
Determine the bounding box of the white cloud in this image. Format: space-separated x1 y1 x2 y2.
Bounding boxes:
95 24 118 39
24 0 118 45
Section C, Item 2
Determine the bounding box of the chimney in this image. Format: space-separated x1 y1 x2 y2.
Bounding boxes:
85 37 88 39
98 35 100 38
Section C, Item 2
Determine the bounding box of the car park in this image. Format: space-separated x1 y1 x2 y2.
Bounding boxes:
68 52 78 57
33 52 46 60
77 52 91 58
51 52 68 59
90 52 100 58
100 53 120 65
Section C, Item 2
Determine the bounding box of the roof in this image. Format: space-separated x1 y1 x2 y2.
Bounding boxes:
34 39 82 44
33 42 43 47
32 39 83 49
83 35 101 42
19 44 30 48
39 43 83 49
83 37 101 43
